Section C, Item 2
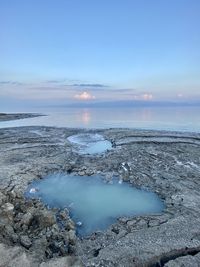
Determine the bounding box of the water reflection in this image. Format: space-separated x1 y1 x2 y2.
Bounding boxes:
0 106 200 132
81 109 91 125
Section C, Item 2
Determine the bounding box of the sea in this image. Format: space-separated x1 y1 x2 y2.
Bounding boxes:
0 106 200 133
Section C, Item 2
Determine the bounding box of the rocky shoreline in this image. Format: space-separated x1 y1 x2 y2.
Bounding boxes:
0 114 200 266
0 113 43 122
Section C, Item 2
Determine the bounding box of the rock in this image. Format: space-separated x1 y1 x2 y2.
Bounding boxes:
2 202 14 212
0 243 32 267
11 233 19 243
21 212 33 226
68 230 76 245
66 218 75 230
20 235 32 249
59 209 69 220
85 169 94 176
118 217 129 224
117 229 127 239
32 236 48 259
0 191 6 205
48 240 64 255
8 189 17 199
0 202 14 223
50 224 60 237
40 256 83 267
34 210 56 228
126 219 137 228
164 253 200 267
4 224 15 235
78 171 85 176
111 225 119 234
7 252 32 267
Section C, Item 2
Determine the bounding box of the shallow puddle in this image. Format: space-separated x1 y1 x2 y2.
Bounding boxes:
67 133 112 154
26 174 164 236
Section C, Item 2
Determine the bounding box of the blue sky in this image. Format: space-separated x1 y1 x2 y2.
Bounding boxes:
0 0 200 108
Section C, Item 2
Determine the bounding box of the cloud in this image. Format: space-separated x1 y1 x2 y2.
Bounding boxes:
74 91 96 100
177 93 183 98
142 93 153 100
0 80 23 86
133 93 153 101
45 79 66 84
72 83 108 88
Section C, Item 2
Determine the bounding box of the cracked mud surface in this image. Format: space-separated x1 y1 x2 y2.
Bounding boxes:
0 119 200 266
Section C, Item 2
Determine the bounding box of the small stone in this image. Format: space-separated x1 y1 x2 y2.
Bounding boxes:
78 171 85 176
68 230 76 245
9 190 16 199
21 212 33 226
2 202 14 212
0 192 6 205
111 225 119 234
11 233 19 243
66 218 75 230
127 220 137 227
117 230 127 239
20 235 32 249
0 202 14 222
137 218 147 227
59 210 68 220
118 217 129 224
4 225 14 237
35 210 56 228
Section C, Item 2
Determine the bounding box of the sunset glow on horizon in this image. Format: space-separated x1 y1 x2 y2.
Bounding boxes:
74 91 96 101
0 0 200 109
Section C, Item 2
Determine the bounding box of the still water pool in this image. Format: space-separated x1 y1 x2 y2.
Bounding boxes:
26 174 164 236
67 133 112 154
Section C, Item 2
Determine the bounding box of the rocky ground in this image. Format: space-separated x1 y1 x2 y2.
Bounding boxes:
0 114 200 266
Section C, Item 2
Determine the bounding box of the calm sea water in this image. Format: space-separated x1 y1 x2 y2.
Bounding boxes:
0 106 200 132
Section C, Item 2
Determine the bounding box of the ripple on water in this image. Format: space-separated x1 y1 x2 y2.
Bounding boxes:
26 174 164 236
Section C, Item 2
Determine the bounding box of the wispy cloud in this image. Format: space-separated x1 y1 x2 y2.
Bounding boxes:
31 86 68 91
72 83 108 88
45 79 66 84
0 80 24 86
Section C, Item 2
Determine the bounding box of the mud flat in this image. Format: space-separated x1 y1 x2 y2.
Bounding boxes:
0 125 200 266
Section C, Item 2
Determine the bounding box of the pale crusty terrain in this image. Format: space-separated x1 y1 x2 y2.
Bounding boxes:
0 115 200 266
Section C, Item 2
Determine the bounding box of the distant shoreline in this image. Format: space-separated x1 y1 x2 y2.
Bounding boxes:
0 113 43 122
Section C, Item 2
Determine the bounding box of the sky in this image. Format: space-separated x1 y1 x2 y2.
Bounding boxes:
0 0 200 109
